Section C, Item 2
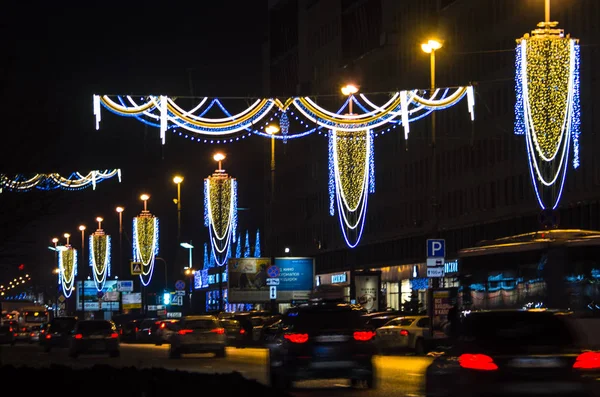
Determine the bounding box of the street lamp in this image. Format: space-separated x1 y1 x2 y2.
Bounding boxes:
116 207 124 278
96 217 103 230
341 84 359 114
213 153 225 172
180 242 194 269
140 194 150 211
64 233 71 246
266 123 281 315
79 225 86 291
173 176 184 241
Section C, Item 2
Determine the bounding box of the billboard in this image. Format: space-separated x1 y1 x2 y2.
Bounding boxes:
228 257 314 303
122 292 142 310
76 280 120 311
354 272 381 312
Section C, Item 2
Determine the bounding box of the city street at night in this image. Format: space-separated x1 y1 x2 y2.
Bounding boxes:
0 343 431 397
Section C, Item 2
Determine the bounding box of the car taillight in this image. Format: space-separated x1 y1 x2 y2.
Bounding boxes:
45 334 52 339
458 354 498 371
284 333 309 343
399 329 409 337
211 328 225 335
353 331 376 341
110 333 119 339
239 328 246 334
160 323 166 329
135 327 139 333
74 334 83 339
178 329 193 335
573 352 600 369
8 327 12 332
30 333 35 337
119 329 123 335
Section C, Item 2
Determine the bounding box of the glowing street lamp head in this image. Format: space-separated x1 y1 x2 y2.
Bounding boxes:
96 217 103 223
173 175 184 184
116 206 124 213
213 153 226 162
421 39 443 53
341 84 359 96
140 194 150 201
52 237 59 244
63 233 70 239
78 225 86 232
265 125 280 135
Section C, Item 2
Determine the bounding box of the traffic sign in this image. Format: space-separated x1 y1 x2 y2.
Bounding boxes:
58 295 66 303
427 267 445 278
427 258 445 268
266 278 280 286
117 280 133 292
131 261 142 275
267 265 280 278
175 290 186 296
175 280 185 290
269 286 277 299
427 239 445 257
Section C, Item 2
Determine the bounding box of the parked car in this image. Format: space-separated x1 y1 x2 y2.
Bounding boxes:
69 320 120 358
375 315 430 354
169 315 227 359
0 324 16 345
40 316 78 352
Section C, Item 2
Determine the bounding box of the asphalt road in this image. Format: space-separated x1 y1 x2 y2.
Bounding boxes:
0 343 432 396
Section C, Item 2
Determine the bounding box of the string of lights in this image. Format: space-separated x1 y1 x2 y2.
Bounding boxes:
0 169 122 193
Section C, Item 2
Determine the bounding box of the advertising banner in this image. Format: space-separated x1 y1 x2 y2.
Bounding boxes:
354 272 380 312
431 287 458 339
122 292 142 310
76 280 120 311
228 257 314 303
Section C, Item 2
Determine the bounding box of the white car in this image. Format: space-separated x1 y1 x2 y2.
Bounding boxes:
375 315 430 355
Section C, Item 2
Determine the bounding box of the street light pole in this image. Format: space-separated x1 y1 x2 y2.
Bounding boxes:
116 207 124 278
266 124 280 315
173 176 183 241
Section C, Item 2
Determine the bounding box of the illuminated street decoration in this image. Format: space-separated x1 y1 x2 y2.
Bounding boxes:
0 169 121 193
89 230 111 292
329 129 374 248
132 212 159 287
204 168 237 267
515 10 580 210
58 246 77 298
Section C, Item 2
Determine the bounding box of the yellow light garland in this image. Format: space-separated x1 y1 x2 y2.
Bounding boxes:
335 131 368 210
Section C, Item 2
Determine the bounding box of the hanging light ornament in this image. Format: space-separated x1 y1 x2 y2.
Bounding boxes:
133 194 159 286
58 246 77 298
515 1 580 211
0 169 121 193
89 217 111 291
204 153 237 267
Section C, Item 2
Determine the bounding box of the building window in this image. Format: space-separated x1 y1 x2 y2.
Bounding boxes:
385 281 399 310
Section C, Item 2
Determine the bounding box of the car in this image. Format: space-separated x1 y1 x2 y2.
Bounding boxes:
219 318 247 347
375 315 430 354
40 316 78 352
28 323 45 343
135 318 158 343
68 320 120 358
169 315 227 359
425 309 600 397
154 319 180 345
118 319 142 343
0 324 16 345
267 301 377 390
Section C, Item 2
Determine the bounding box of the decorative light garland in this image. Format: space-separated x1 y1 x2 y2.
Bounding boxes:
204 171 237 266
515 18 580 210
58 246 77 298
89 231 111 291
132 213 159 286
0 169 121 193
328 129 374 248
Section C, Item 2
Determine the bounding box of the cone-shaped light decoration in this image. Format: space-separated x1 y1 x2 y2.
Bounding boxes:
58 245 77 298
89 217 111 291
204 154 237 267
515 2 580 211
133 194 160 286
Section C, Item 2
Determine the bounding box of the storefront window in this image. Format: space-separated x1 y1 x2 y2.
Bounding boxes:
385 282 400 310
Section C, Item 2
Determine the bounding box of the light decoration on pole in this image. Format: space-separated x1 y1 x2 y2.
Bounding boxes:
515 1 580 210
133 194 159 286
254 229 261 257
89 217 111 291
58 244 77 298
0 169 121 193
204 153 237 267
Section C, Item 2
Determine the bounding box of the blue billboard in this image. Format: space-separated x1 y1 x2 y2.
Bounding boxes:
273 257 314 291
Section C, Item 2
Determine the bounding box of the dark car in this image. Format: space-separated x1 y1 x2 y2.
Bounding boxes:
119 319 142 343
230 312 272 347
69 320 120 358
268 302 377 390
219 318 246 347
362 311 407 330
425 309 600 397
136 318 159 343
0 325 16 345
40 316 78 352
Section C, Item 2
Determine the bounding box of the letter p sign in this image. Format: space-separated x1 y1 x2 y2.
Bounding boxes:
427 239 446 258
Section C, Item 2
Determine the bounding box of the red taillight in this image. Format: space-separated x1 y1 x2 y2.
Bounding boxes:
45 334 51 339
134 327 138 333
573 352 600 369
30 333 35 337
353 331 376 341
458 354 498 371
284 333 309 343
160 323 166 329
110 333 119 339
178 329 193 335
119 329 123 335
211 328 225 335
74 334 83 339
239 328 246 334
8 327 12 332
399 329 409 337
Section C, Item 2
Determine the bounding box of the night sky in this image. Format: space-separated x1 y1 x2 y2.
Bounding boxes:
0 3 269 290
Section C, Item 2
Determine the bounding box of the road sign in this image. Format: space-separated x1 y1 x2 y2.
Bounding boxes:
97 291 104 299
427 267 445 278
131 261 142 275
267 265 280 278
427 257 445 268
117 280 133 292
175 280 185 290
269 286 277 299
58 295 66 303
175 290 186 296
427 239 446 258
266 278 280 286
171 295 184 306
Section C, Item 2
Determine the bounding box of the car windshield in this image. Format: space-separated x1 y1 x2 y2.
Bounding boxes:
184 319 217 330
284 307 367 332
77 321 113 333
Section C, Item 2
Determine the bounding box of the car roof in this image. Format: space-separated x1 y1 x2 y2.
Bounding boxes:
290 302 365 312
183 315 217 320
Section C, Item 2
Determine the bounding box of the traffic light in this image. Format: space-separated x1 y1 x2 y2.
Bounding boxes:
163 293 170 305
18 264 25 271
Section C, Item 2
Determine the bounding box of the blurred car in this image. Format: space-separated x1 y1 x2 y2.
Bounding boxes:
0 324 16 345
154 319 180 345
69 320 120 358
119 319 142 343
169 315 227 359
375 315 430 354
219 318 247 347
135 318 158 343
28 323 46 343
268 301 377 390
252 315 282 346
362 311 407 330
229 312 272 347
40 316 78 352
425 310 600 397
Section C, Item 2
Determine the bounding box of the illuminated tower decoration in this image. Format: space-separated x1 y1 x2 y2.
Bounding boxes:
243 230 250 258
58 246 77 298
254 229 261 258
235 234 241 259
204 153 237 267
89 217 111 292
515 0 580 211
133 194 159 286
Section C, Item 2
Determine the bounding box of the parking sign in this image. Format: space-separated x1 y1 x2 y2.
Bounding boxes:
427 239 445 258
